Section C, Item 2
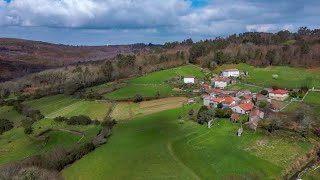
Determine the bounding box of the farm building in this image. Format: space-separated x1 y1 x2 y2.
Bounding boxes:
231 103 254 114
213 77 230 89
204 97 236 108
222 69 240 78
269 89 289 101
240 95 252 104
249 109 264 122
255 93 267 102
183 76 195 84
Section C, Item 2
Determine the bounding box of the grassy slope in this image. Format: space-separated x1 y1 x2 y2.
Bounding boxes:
0 128 79 165
25 95 111 120
304 92 320 117
0 106 26 126
63 105 311 179
214 64 320 88
104 65 204 99
225 84 263 93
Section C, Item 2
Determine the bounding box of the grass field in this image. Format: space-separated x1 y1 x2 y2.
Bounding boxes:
0 128 79 166
104 65 204 99
304 92 320 117
25 95 111 120
0 118 101 166
302 166 320 180
63 105 311 179
214 64 320 88
104 84 175 99
225 84 263 93
282 102 301 112
111 97 187 120
0 106 26 126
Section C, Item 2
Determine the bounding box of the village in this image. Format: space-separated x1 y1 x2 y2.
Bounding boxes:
183 68 292 136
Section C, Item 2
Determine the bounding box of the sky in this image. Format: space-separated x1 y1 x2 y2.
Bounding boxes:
0 0 319 45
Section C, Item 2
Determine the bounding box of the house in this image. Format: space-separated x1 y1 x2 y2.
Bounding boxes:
231 113 240 122
205 96 236 108
236 90 252 97
184 76 195 84
255 94 267 102
240 95 252 104
222 69 240 78
249 109 264 122
231 103 254 114
213 77 230 89
206 88 224 97
269 89 289 101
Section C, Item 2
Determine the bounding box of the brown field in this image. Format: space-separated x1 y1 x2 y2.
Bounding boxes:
111 97 187 121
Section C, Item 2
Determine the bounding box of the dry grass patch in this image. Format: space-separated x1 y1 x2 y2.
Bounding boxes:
111 97 187 121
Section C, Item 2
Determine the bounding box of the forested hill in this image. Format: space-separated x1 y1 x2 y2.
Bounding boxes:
0 38 157 82
186 27 320 68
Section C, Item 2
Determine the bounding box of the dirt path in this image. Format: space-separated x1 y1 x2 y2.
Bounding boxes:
167 142 201 180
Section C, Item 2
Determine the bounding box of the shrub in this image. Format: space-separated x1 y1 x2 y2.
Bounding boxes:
133 94 143 103
260 89 268 95
21 118 35 128
53 116 68 122
101 117 117 128
24 126 33 135
66 115 92 125
0 119 14 135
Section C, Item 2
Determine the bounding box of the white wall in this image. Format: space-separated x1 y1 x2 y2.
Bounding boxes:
184 78 194 84
222 71 240 77
269 93 289 101
214 81 227 89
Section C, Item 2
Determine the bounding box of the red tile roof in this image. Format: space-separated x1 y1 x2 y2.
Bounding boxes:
250 109 261 117
271 89 288 95
215 77 230 82
224 97 235 104
201 84 209 87
243 95 252 99
239 103 254 111
224 68 239 72
213 89 224 93
231 113 240 119
211 98 225 102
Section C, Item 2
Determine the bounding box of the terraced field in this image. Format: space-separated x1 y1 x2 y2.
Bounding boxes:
25 95 112 120
64 105 312 179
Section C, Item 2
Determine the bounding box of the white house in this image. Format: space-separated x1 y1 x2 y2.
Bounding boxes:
213 77 230 89
231 103 254 114
222 69 240 78
269 89 289 101
184 76 195 84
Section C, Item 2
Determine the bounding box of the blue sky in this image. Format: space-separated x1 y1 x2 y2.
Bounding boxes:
0 0 319 45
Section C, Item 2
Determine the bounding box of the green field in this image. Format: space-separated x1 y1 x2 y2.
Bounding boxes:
302 166 320 180
214 64 320 88
0 118 101 166
104 84 175 99
0 106 26 126
304 92 320 117
104 65 204 99
63 105 311 179
225 84 263 93
25 95 111 120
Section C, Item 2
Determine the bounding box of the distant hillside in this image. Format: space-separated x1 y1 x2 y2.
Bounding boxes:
0 38 156 81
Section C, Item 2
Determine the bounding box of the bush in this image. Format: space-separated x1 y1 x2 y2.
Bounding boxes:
93 120 101 125
24 126 33 135
66 115 92 125
53 116 68 122
0 119 14 135
21 118 35 128
260 89 268 95
101 117 117 128
133 94 143 103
